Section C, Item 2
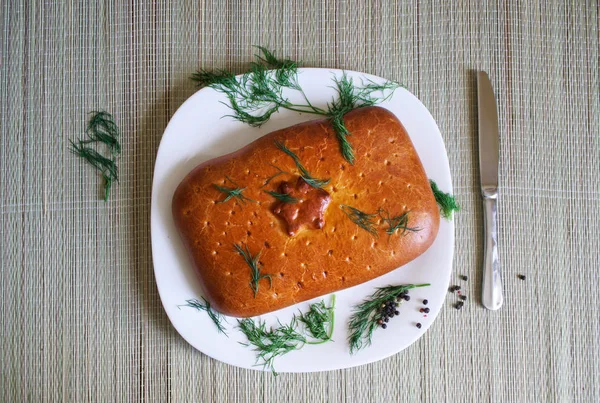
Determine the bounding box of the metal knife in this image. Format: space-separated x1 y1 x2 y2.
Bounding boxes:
477 71 503 310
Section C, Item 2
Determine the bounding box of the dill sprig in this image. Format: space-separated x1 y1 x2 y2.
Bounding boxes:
348 284 430 354
190 47 401 164
70 111 121 202
325 74 401 163
193 49 311 127
69 144 118 202
237 295 335 374
254 46 301 90
429 180 460 219
179 297 228 336
255 46 297 69
261 164 288 188
213 176 256 205
237 317 306 374
340 204 379 237
264 190 299 204
190 68 237 88
234 243 272 297
378 209 421 236
84 111 121 155
274 140 330 188
296 294 336 342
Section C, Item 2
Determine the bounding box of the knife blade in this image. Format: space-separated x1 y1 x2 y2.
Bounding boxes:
477 71 503 310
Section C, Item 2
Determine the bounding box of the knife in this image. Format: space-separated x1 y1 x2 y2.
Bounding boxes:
477 71 503 310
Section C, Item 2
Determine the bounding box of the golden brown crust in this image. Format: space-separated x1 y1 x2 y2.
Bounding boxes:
172 106 440 317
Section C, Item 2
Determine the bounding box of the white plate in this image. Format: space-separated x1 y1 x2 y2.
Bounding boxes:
151 68 454 373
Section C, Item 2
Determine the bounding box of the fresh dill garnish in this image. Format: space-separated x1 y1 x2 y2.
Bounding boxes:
213 176 256 205
340 204 379 237
325 74 401 164
264 190 299 204
261 164 288 188
70 111 121 202
179 297 228 336
296 294 336 342
190 47 401 164
237 295 335 374
190 68 237 88
429 180 460 219
254 46 296 69
254 46 301 90
84 111 121 155
237 317 306 374
193 50 310 127
274 140 330 188
234 243 272 297
348 284 430 354
378 209 421 236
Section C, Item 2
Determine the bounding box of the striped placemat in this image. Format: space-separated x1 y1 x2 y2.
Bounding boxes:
1 1 598 401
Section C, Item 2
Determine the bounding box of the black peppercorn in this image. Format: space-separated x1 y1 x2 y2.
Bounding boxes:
423 299 428 305
454 285 461 291
459 295 467 301
394 310 399 315
518 274 526 280
381 323 387 329
455 302 463 310
416 323 422 329
403 295 410 301
460 275 468 281
424 308 430 313
384 317 389 323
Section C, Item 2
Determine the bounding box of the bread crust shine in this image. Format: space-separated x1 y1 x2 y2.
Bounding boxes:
172 106 440 317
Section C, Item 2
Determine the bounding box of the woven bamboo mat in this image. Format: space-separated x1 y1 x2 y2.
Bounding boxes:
1 1 599 401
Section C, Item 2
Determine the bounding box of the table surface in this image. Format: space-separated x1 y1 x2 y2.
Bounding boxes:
1 1 599 402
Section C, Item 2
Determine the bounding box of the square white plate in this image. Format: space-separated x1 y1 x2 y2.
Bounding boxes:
151 68 454 372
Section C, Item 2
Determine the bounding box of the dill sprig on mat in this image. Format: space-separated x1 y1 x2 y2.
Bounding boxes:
348 284 430 354
234 243 273 297
70 111 121 202
179 297 228 336
237 295 336 374
274 140 330 189
429 180 460 219
84 111 121 155
190 46 401 164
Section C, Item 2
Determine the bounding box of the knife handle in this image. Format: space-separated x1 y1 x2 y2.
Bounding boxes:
482 195 503 310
